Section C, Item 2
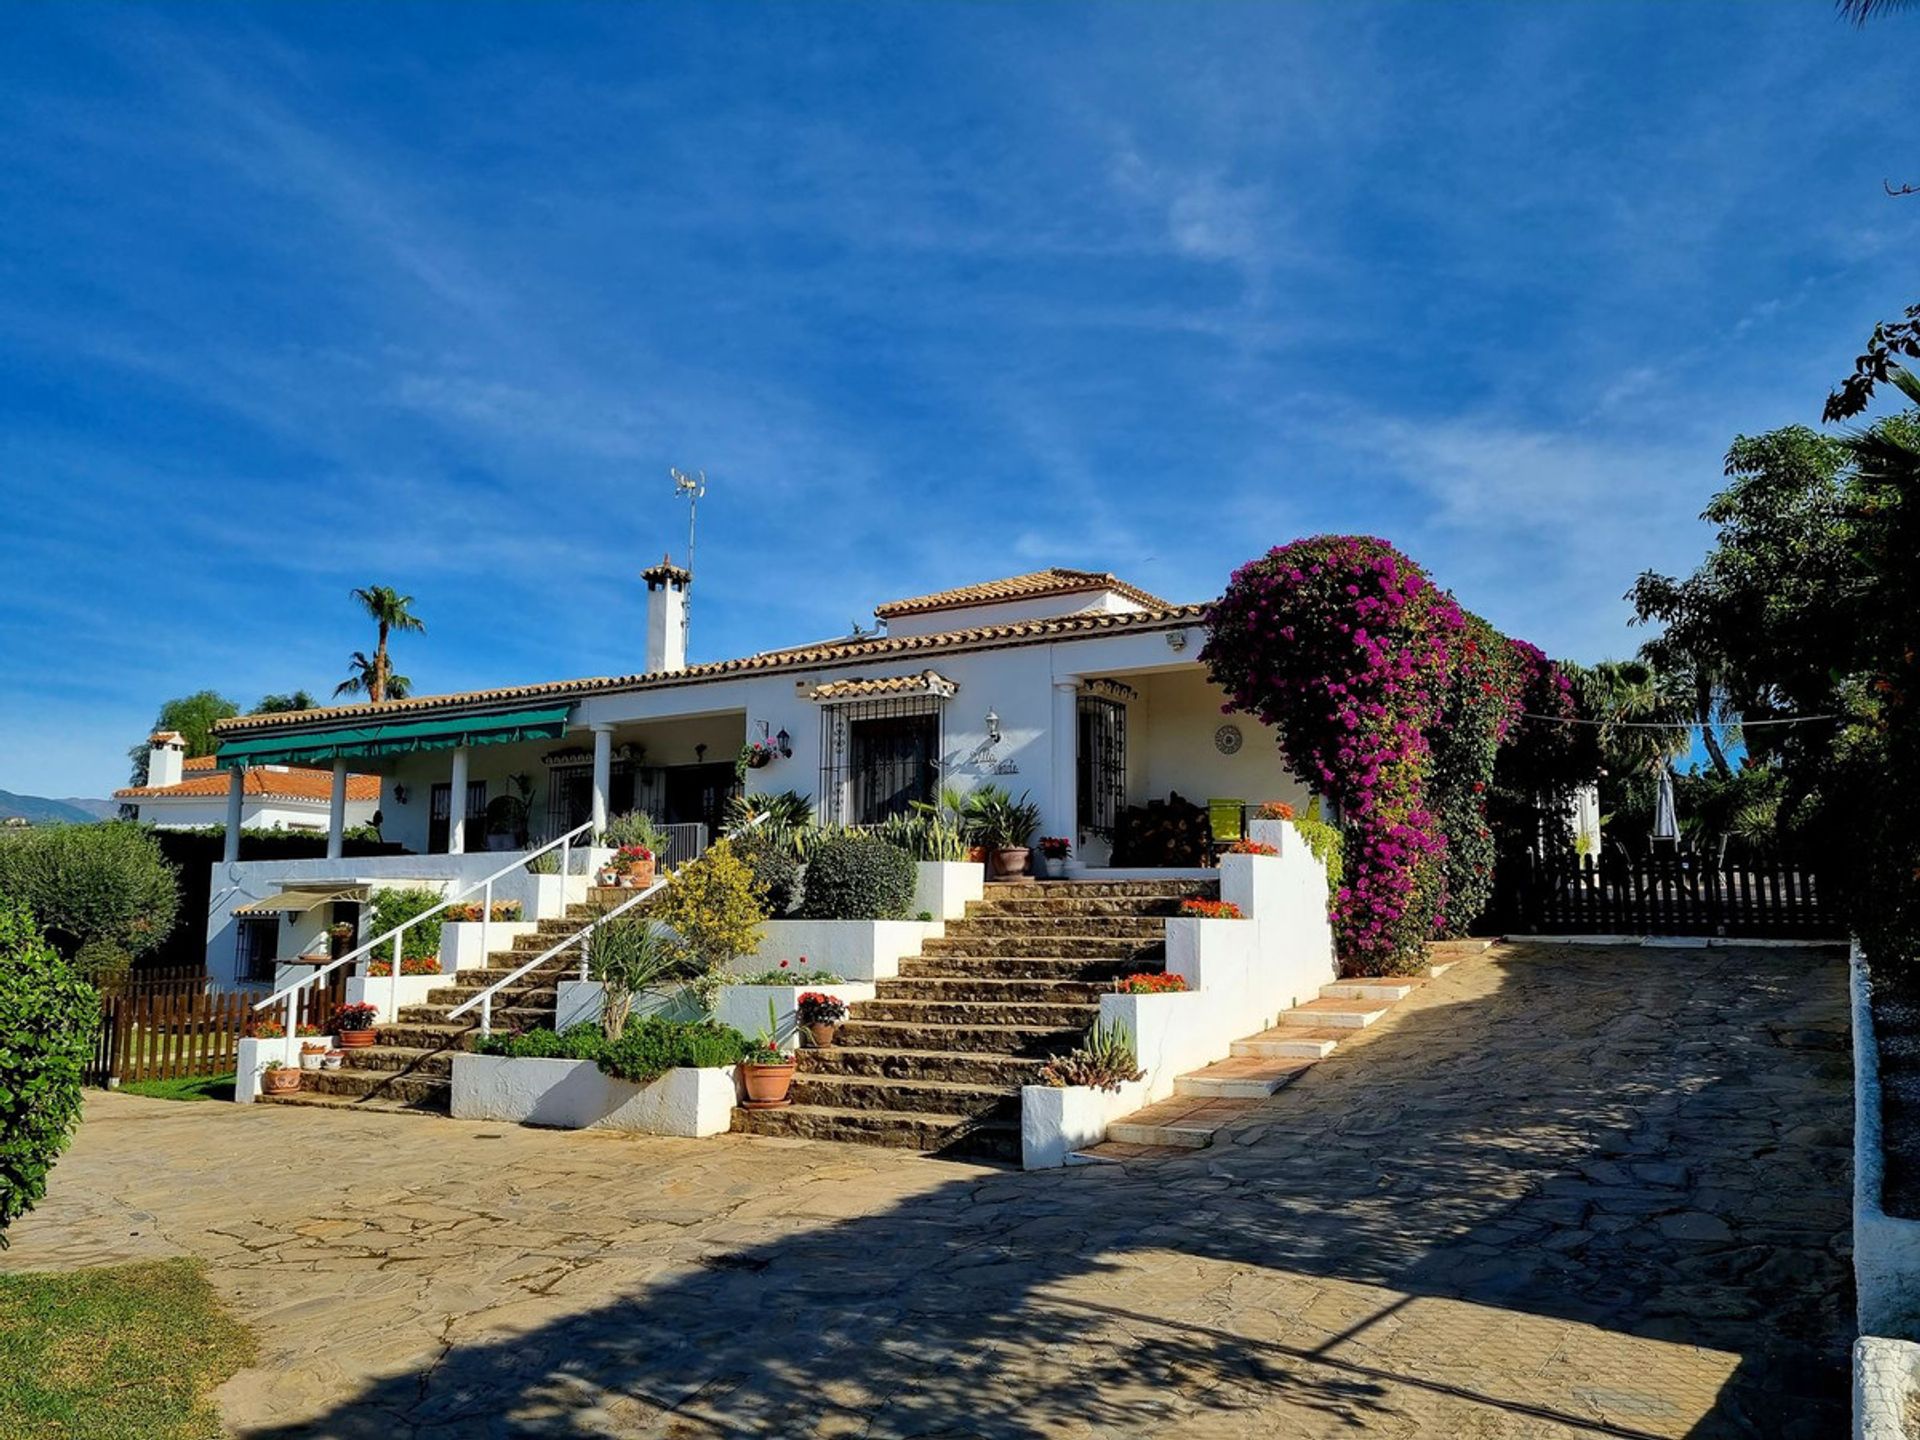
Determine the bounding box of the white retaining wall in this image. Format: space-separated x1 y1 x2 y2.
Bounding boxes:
235 1033 335 1102
450 1055 738 1136
1854 942 1920 1336
714 983 878 1051
1021 1079 1150 1170
744 918 944 982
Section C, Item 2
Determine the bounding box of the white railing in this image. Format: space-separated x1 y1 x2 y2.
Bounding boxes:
446 813 766 1037
250 821 595 1036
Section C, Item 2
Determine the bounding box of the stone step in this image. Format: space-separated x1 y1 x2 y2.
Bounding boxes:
1106 1095 1255 1149
852 998 1098 1028
835 1019 1085 1057
394 1003 551 1028
256 1088 447 1116
292 1067 450 1107
894 955 1150 982
377 1022 490 1050
1174 1056 1316 1100
919 936 1165 959
729 1104 1020 1162
795 1046 1043 1088
1281 996 1393 1029
941 916 1169 938
966 897 1186 918
981 880 1216 899
424 983 558 1009
336 1046 455 1077
1320 979 1420 1003
871 977 1110 1005
790 1073 1019 1119
1231 1026 1347 1060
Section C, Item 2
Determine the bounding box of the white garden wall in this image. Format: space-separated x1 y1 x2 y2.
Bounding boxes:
743 919 944 982
450 1055 738 1136
714 983 878 1051
234 1033 335 1102
1853 942 1920 1337
1021 1079 1152 1170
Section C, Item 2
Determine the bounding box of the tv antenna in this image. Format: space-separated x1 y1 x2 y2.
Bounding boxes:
670 467 706 657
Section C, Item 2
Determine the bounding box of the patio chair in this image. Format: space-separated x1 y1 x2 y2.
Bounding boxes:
1206 798 1245 851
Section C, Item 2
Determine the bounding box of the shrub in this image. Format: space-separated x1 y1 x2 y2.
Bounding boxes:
870 811 969 862
1178 898 1243 919
328 1003 378 1034
730 827 801 915
1291 802 1346 908
1225 839 1278 857
71 938 132 984
1113 972 1187 994
596 1017 750 1084
584 914 689 1039
1038 1022 1144 1093
1255 801 1296 821
962 787 1040 851
601 811 667 853
472 1023 605 1060
652 840 767 1000
795 991 848 1026
0 899 97 1247
722 791 819 859
443 900 522 923
0 823 179 960
732 957 848 984
365 886 444 961
797 831 916 920
366 957 440 977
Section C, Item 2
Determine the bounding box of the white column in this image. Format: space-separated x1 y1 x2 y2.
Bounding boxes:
1049 680 1080 872
590 724 614 840
447 745 469 855
222 766 245 863
326 759 348 861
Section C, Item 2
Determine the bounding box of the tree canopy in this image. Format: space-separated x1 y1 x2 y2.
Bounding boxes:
125 690 239 784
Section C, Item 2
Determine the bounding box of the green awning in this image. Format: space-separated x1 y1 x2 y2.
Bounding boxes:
216 706 574 769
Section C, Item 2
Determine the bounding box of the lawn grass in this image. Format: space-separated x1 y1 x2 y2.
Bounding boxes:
117 1073 236 1103
0 1258 254 1439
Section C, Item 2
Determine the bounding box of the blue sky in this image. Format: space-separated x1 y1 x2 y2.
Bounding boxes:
2 2 1914 798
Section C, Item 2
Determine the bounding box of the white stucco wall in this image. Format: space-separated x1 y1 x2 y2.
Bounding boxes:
1137 668 1309 817
129 794 377 832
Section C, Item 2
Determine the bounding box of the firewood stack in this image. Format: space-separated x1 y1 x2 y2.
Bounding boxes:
1111 792 1211 867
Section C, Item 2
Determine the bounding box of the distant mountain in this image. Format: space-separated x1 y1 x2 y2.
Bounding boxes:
0 792 118 825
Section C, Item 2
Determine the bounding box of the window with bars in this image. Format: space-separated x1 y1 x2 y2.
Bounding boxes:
819 697 943 826
429 780 489 853
1077 695 1127 839
235 916 280 984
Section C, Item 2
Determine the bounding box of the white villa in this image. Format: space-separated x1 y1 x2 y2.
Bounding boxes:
202 565 1312 989
115 731 379 833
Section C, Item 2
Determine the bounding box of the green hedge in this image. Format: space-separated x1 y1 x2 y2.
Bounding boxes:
0 900 97 1248
797 832 916 920
730 829 800 916
365 887 445 962
472 1017 749 1085
0 823 178 961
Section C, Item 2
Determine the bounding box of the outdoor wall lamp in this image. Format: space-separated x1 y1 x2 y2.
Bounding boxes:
776 728 792 758
985 710 1001 744
1165 630 1188 652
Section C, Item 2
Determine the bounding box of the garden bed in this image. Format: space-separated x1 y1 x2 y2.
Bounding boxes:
450 1054 738 1136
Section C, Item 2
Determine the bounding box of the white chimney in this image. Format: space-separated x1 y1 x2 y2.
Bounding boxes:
642 555 691 673
147 730 187 788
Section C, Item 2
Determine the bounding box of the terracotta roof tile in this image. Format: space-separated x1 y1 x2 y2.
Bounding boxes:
808 670 959 702
115 767 381 804
211 601 1207 737
872 568 1170 619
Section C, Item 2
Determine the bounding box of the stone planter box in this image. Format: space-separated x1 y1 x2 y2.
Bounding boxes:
746 918 944 982
235 1033 336 1102
1021 1078 1150 1170
550 979 701 1032
1099 990 1214 1105
450 1054 737 1136
1854 942 1920 1338
440 920 536 973
912 861 985 921
713 982 878 1053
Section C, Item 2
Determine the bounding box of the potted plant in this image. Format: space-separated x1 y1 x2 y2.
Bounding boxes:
738 739 779 773
299 1040 328 1071
330 1002 380 1049
796 990 848 1048
965 787 1041 880
260 1062 301 1095
739 998 795 1109
328 921 356 959
1036 835 1072 879
615 844 655 888
321 1049 345 1071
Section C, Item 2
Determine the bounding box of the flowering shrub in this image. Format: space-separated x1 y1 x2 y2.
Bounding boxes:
444 900 524 924
1113 972 1187 994
1178 898 1243 919
1204 536 1580 975
251 1021 321 1039
733 956 849 985
328 1002 379 1034
1037 836 1073 859
367 957 441 977
1225 839 1279 857
1255 801 1295 821
615 844 654 865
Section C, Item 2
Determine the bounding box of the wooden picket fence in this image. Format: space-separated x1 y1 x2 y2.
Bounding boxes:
1494 848 1838 940
87 973 347 1087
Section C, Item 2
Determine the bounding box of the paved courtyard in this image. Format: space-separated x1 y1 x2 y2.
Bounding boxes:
5 941 1852 1438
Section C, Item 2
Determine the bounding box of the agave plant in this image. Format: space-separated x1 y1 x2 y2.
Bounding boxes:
722 790 818 858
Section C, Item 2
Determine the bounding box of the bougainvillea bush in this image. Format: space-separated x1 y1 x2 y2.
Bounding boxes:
1203 536 1584 976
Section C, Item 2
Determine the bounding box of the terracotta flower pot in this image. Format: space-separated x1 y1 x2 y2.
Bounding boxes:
806 1022 840 1049
989 847 1030 880
336 1028 376 1049
262 1067 301 1095
627 857 655 888
967 845 988 865
740 1059 796 1108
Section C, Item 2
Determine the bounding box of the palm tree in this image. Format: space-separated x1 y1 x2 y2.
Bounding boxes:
1838 0 1917 22
255 690 318 714
346 585 424 703
335 651 412 701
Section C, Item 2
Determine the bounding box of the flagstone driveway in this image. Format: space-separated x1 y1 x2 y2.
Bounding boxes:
6 940 1852 1438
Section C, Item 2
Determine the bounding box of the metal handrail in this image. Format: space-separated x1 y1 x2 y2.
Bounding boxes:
446 812 768 1037
250 820 596 1032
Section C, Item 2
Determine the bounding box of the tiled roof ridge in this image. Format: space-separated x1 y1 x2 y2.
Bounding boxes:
213 601 1208 736
871 568 1170 618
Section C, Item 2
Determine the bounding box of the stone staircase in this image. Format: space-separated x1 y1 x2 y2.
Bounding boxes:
255 892 626 1115
729 878 1212 1162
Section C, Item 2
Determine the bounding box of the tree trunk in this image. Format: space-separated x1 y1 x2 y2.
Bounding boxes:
373 620 390 704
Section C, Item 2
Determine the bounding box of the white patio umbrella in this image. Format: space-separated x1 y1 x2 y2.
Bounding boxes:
1652 767 1679 842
